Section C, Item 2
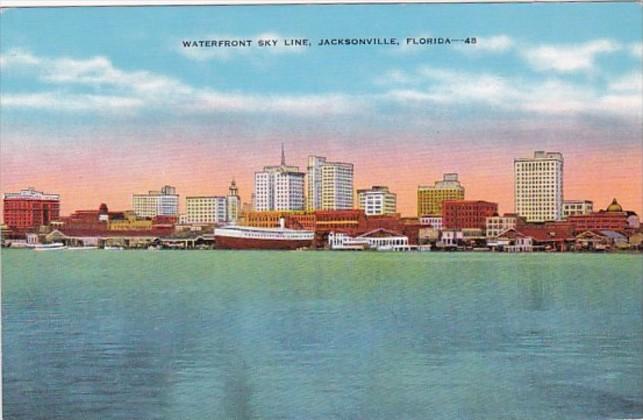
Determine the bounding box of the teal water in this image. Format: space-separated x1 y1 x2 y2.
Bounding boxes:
2 250 642 419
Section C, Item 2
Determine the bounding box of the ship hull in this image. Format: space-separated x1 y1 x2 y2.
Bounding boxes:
215 235 312 250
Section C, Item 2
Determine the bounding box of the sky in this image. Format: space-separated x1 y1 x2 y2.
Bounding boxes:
1 3 641 217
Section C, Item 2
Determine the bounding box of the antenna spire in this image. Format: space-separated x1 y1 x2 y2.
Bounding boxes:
281 143 286 166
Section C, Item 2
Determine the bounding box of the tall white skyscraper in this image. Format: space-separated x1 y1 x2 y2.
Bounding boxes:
254 145 306 212
514 151 564 222
307 155 354 211
306 156 326 211
133 185 179 218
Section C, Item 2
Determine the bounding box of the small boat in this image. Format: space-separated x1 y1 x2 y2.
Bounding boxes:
104 246 125 250
472 247 491 252
67 246 99 251
32 243 67 251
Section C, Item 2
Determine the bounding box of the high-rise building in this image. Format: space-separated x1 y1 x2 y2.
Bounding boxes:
562 200 593 218
254 145 305 212
133 185 179 218
357 186 397 216
226 179 241 223
306 156 326 211
417 173 465 217
3 187 60 231
185 196 227 224
514 151 564 222
307 155 354 211
321 162 354 210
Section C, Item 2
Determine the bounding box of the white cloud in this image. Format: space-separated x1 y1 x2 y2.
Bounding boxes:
0 49 362 117
608 72 642 92
373 69 421 86
519 80 594 114
381 65 642 119
2 48 639 121
0 48 41 68
416 66 517 105
629 42 642 59
0 92 144 112
189 91 365 116
384 89 436 103
521 39 621 73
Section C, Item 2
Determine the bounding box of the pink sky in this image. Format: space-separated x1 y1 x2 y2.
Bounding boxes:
1 133 641 219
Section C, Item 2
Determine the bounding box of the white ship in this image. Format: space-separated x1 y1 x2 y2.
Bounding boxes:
214 221 314 250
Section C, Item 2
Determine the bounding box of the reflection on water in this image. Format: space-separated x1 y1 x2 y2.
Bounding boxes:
3 251 642 419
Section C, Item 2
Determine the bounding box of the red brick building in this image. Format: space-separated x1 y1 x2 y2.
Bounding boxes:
56 203 176 238
567 199 637 233
517 221 576 251
243 211 316 231
3 187 60 232
152 215 178 225
59 204 111 233
314 210 367 235
442 200 498 230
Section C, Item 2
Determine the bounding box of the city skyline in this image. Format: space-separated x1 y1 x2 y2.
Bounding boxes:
2 146 640 220
1 4 641 217
3 143 641 216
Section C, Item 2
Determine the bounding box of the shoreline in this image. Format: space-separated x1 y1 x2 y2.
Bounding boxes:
2 247 641 255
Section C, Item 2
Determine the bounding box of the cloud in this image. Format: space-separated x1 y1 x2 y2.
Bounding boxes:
41 56 191 98
608 72 642 92
190 91 365 116
521 39 621 73
0 48 41 68
1 92 144 112
381 65 642 119
177 32 307 61
2 48 639 121
0 49 362 117
414 66 516 105
373 69 422 86
629 42 642 59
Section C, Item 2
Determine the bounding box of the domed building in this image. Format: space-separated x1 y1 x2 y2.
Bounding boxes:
606 198 623 213
567 198 639 233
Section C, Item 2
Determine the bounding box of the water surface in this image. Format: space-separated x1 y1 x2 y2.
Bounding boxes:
3 250 642 419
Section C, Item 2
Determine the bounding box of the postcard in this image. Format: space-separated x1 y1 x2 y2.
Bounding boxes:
1 1 641 419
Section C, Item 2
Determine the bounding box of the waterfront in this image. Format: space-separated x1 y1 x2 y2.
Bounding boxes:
2 250 642 419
